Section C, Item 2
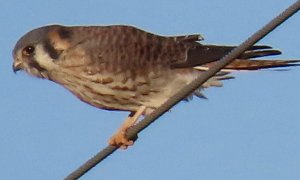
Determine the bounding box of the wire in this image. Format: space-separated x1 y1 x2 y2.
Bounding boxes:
64 1 300 179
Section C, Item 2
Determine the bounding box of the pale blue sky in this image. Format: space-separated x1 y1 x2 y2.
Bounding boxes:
1 0 300 179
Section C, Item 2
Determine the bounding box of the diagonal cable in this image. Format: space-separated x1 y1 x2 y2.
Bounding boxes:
65 1 300 179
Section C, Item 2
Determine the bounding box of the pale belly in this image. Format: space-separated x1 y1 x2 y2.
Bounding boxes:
52 69 197 112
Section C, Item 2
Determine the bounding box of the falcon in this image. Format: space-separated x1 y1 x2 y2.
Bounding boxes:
12 25 299 149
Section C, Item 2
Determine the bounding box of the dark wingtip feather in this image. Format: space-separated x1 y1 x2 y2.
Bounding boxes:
247 45 273 50
172 42 297 69
242 50 282 59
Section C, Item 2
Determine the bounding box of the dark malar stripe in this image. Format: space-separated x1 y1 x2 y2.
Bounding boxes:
43 39 61 59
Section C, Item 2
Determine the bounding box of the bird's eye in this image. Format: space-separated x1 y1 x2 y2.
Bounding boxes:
22 46 35 56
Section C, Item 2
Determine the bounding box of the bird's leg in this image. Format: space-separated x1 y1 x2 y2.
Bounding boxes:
109 106 146 149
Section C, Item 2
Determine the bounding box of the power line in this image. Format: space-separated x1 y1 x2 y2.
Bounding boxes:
64 1 300 179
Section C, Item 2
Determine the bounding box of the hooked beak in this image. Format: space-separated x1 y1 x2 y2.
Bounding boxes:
12 60 23 73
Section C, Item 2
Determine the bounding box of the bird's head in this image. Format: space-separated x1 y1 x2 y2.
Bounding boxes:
12 25 73 79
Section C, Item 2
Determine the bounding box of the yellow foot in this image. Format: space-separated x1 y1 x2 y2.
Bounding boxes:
108 106 146 149
108 129 134 149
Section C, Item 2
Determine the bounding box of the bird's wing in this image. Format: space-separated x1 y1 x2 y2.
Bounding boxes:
55 25 203 72
172 43 300 70
54 25 299 73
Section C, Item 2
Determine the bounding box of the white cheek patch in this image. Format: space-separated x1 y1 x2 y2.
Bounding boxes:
34 44 59 71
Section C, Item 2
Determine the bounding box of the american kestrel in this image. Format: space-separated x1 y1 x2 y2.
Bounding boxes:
12 25 299 149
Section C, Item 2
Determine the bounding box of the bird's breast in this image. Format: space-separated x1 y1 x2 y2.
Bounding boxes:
50 68 196 112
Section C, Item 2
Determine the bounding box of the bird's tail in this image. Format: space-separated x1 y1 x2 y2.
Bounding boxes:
223 59 300 71
187 44 300 99
195 59 300 72
193 45 300 72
